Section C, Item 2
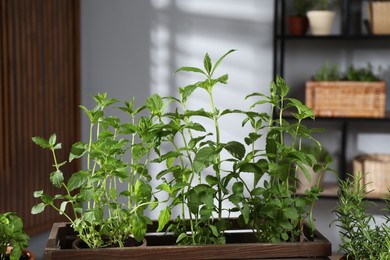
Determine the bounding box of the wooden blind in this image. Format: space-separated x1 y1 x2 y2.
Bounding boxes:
0 0 80 235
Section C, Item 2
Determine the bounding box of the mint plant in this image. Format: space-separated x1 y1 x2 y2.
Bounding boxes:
232 76 333 242
32 93 156 248
153 50 331 244
152 49 240 244
0 212 29 260
333 173 390 259
32 50 332 248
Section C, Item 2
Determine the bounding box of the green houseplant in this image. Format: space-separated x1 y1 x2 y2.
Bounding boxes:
148 50 332 244
0 212 31 260
313 63 382 82
32 93 157 248
41 50 332 259
287 0 313 36
333 173 390 259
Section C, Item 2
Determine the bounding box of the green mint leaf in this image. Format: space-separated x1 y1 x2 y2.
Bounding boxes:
146 94 164 115
33 190 43 198
193 146 218 173
174 66 206 75
32 136 50 149
223 141 245 160
69 142 87 162
157 207 171 232
210 49 236 76
31 203 46 214
204 53 212 74
67 170 89 191
179 84 197 103
50 170 64 188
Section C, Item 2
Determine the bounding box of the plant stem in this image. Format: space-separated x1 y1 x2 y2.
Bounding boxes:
129 114 135 209
208 89 222 220
87 123 94 210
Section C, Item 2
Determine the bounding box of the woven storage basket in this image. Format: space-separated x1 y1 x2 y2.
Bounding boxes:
353 154 390 198
305 81 386 118
369 1 390 35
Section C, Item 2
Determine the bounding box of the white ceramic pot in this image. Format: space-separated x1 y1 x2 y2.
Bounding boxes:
307 10 336 35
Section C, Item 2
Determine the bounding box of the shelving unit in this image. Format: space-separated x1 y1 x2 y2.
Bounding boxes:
273 0 390 198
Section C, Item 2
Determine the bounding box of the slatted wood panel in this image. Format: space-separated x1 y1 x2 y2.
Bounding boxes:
0 0 80 235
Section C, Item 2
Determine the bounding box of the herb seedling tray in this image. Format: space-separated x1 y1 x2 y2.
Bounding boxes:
44 222 331 260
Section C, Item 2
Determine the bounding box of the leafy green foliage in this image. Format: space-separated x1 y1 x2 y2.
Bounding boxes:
152 50 237 245
0 212 29 260
152 50 330 245
314 63 382 82
32 50 332 248
333 173 390 259
235 76 333 242
31 93 156 248
344 64 382 82
292 0 313 16
311 0 338 10
314 63 340 81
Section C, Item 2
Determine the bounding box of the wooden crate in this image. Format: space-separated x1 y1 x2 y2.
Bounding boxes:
353 154 390 198
369 1 390 35
44 222 332 260
305 81 386 118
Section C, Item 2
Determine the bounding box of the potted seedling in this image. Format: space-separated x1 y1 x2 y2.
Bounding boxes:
32 94 158 257
307 0 338 35
0 212 33 260
41 50 332 259
287 0 313 36
332 173 390 259
306 63 385 118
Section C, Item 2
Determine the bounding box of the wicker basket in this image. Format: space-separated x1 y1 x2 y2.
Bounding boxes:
305 81 386 118
353 154 390 198
368 1 390 35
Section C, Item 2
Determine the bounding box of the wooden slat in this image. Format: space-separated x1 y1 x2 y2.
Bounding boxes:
0 0 5 214
25 0 33 229
6 0 15 214
0 0 80 235
31 0 41 230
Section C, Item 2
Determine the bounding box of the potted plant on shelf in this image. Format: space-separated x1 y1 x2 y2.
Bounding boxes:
306 63 386 118
287 0 313 36
307 0 338 35
332 173 390 259
39 50 332 259
0 212 33 260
